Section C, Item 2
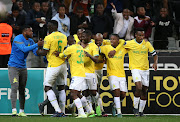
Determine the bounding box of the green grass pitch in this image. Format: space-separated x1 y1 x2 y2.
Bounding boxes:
0 115 180 122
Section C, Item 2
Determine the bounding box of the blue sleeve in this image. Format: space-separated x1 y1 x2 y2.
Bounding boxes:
14 39 38 53
32 48 38 56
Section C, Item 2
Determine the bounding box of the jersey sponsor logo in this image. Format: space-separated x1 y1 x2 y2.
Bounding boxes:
118 51 122 55
1 33 9 37
142 45 146 49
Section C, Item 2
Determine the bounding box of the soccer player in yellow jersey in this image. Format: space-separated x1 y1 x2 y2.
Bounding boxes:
98 34 128 118
80 30 101 117
124 28 158 117
94 33 109 117
54 35 92 118
36 20 67 117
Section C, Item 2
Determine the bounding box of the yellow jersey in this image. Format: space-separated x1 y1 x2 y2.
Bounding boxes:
43 32 67 67
100 45 127 77
59 44 85 77
124 39 155 70
95 39 125 70
93 39 110 70
73 34 80 44
84 42 99 73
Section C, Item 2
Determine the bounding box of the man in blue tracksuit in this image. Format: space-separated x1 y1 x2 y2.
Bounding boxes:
8 25 43 117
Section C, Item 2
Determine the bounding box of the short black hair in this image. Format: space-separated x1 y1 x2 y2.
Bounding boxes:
136 6 145 12
11 4 20 12
110 34 120 40
58 4 66 9
67 35 74 41
83 30 92 37
135 28 144 34
17 0 23 3
96 2 104 7
33 2 40 6
48 20 58 28
22 25 32 32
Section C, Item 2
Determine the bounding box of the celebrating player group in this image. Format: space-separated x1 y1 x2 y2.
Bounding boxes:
9 20 158 118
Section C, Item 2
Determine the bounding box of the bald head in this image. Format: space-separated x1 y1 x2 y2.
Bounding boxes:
95 33 103 47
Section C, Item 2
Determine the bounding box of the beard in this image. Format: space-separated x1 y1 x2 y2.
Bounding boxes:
25 34 32 39
138 15 145 19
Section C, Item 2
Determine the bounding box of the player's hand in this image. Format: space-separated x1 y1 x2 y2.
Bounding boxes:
144 17 150 21
110 2 116 10
53 51 60 57
152 63 157 71
150 21 155 26
108 50 116 58
37 38 44 47
84 51 90 57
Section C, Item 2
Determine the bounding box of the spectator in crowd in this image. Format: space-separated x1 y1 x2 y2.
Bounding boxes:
7 4 25 36
153 0 173 18
0 21 13 68
16 0 27 17
26 2 46 40
25 2 46 68
52 4 70 37
23 0 34 13
91 2 113 39
134 6 152 39
41 1 52 22
111 3 134 40
73 0 91 20
153 8 174 49
70 5 90 35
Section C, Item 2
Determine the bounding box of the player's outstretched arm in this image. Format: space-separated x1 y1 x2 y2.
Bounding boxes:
36 48 48 56
152 54 158 71
108 39 125 58
53 51 65 58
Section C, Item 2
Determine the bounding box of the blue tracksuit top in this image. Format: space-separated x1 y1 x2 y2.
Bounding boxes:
8 34 38 68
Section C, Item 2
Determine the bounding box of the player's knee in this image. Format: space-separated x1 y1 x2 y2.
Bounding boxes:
82 90 89 97
140 95 147 100
90 90 97 96
70 92 75 98
44 86 52 92
70 91 78 99
120 92 126 99
57 85 65 91
113 89 120 97
136 86 142 92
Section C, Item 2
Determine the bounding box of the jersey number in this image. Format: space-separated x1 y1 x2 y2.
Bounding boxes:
77 50 84 64
58 40 62 52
